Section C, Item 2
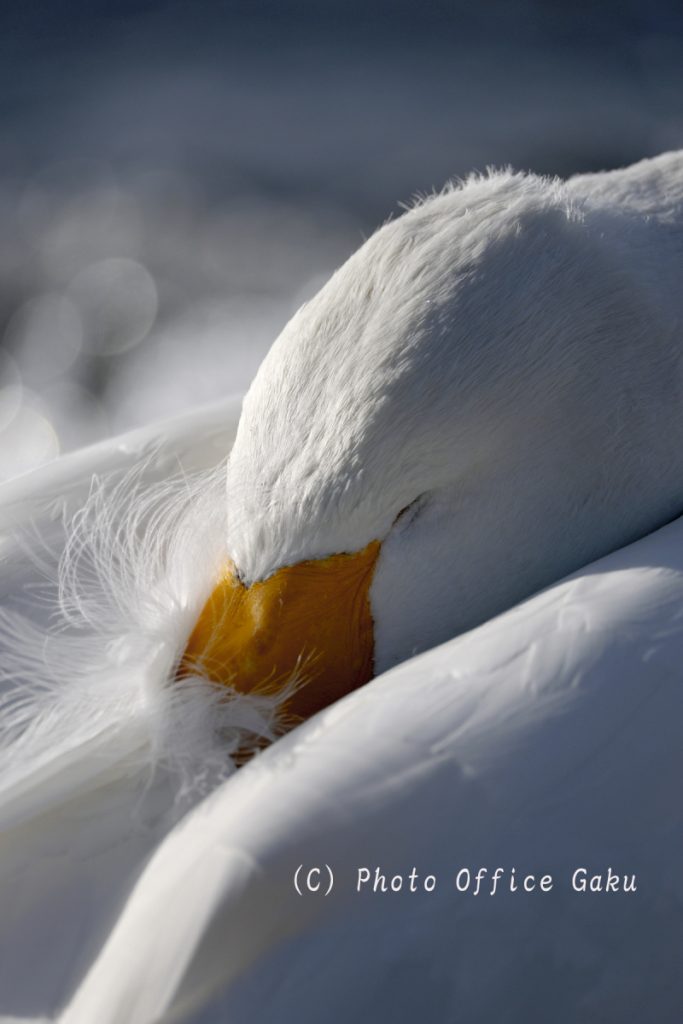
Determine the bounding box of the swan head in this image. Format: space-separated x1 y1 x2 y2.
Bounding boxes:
182 169 683 721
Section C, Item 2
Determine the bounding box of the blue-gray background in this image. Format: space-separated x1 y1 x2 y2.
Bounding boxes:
0 0 681 479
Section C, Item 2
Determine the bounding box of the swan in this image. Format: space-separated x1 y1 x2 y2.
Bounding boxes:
184 149 683 718
0 151 681 1023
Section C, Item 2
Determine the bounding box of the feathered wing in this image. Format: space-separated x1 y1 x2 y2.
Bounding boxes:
60 513 683 1024
0 396 289 1019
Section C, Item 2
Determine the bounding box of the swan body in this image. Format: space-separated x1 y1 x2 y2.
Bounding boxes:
61 512 683 1024
0 152 682 1022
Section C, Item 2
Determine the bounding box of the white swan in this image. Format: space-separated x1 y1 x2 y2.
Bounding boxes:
0 151 682 1023
172 149 683 725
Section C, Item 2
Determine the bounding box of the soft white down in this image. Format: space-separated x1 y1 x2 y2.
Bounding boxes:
227 151 683 670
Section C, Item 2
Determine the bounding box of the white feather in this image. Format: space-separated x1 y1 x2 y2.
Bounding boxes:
0 458 292 831
0 399 295 1016
227 153 683 670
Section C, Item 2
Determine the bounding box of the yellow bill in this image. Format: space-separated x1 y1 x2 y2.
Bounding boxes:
180 540 381 722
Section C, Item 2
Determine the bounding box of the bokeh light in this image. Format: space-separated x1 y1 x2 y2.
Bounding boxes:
69 258 158 357
4 293 83 386
0 403 60 483
0 1 681 480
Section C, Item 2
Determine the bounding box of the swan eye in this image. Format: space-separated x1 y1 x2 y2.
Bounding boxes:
392 494 428 529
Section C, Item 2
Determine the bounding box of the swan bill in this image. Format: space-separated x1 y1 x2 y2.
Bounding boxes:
180 540 381 722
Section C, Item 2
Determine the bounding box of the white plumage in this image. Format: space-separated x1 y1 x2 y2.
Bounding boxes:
228 152 683 668
62 514 683 1024
0 152 682 1023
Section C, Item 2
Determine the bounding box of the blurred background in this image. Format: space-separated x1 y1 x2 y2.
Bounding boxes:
0 0 681 481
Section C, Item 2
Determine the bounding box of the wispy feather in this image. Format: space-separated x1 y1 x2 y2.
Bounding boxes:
0 456 294 833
